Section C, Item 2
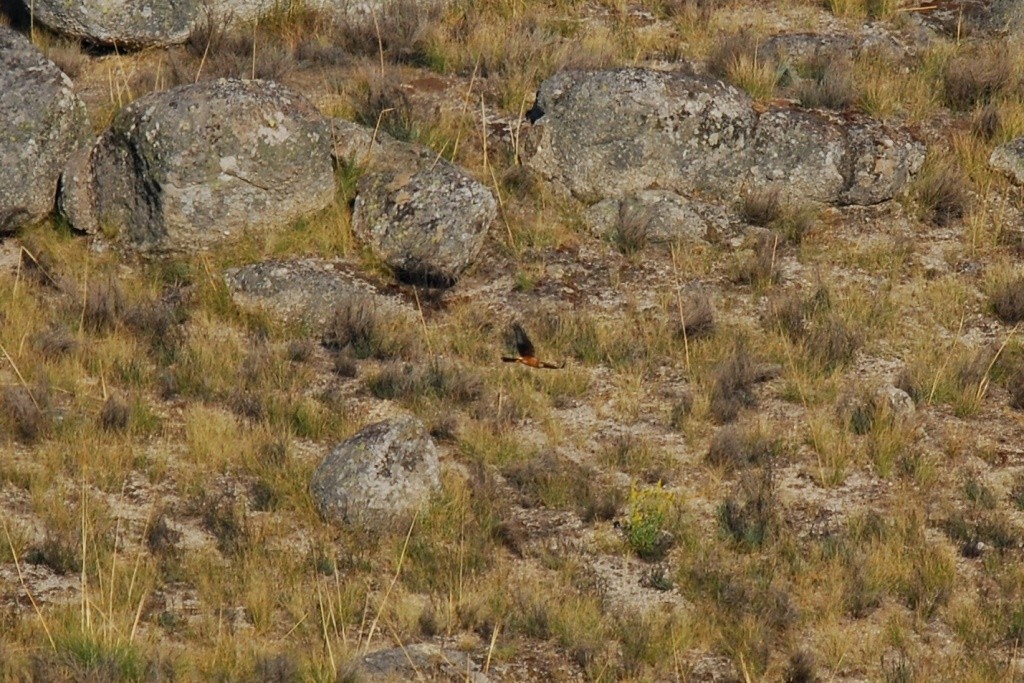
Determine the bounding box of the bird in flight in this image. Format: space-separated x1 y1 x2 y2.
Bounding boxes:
502 323 565 369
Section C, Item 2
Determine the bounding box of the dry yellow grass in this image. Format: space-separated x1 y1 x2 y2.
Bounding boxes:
4 0 1024 680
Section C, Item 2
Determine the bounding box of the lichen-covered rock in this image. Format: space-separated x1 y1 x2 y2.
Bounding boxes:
330 117 396 163
224 258 412 326
351 142 496 287
26 0 198 48
748 109 848 204
990 137 1024 185
528 68 757 201
875 384 915 420
63 78 335 250
361 644 490 682
585 191 729 244
0 27 90 232
310 416 441 529
528 67 923 207
840 116 925 206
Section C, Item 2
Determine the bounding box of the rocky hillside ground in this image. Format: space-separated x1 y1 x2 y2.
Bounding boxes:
3 0 1024 680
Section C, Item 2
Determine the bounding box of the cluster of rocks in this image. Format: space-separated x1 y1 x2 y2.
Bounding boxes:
526 67 926 208
7 3 1024 532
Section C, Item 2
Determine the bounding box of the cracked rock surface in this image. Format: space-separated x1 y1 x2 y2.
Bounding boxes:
0 27 90 233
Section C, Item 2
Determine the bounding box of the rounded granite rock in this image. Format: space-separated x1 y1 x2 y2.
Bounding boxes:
0 26 90 232
62 78 335 251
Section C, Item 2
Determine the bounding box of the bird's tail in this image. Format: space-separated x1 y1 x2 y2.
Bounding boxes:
501 356 520 363
538 360 566 369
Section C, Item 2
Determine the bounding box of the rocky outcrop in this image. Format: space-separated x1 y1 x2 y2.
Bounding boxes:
15 0 441 49
840 116 925 206
749 109 848 203
25 0 197 48
333 119 497 287
528 67 924 207
0 27 90 233
310 415 441 530
224 258 412 326
990 137 1024 186
61 78 335 251
352 146 497 287
528 68 757 202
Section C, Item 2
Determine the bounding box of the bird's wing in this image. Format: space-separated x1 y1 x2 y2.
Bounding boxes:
512 323 535 358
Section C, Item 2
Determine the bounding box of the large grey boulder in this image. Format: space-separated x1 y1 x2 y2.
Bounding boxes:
61 78 335 250
0 27 90 232
224 257 414 326
16 0 440 49
311 416 441 529
748 109 848 204
26 0 197 48
528 68 757 202
528 67 924 207
991 137 1024 186
343 125 497 287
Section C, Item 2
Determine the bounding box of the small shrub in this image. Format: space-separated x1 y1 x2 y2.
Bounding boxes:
669 390 694 430
33 326 77 359
365 360 482 405
500 165 538 200
972 103 1003 141
83 274 127 333
740 189 783 227
99 395 131 433
944 46 1014 110
25 531 81 575
286 339 314 363
612 201 652 256
805 314 862 371
351 72 418 142
914 160 970 227
229 390 267 423
1007 369 1024 410
125 293 188 360
676 290 715 340
1 386 49 442
623 483 676 561
251 654 300 683
192 492 250 557
731 232 780 287
146 511 181 555
707 31 778 99
332 351 358 378
719 468 777 548
652 0 725 20
792 55 857 110
706 424 783 472
765 290 808 340
989 278 1024 324
334 0 442 65
901 544 955 618
766 287 859 370
599 434 673 484
322 297 418 360
1011 473 1024 511
503 451 606 514
18 235 61 289
784 650 819 683
708 342 759 423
